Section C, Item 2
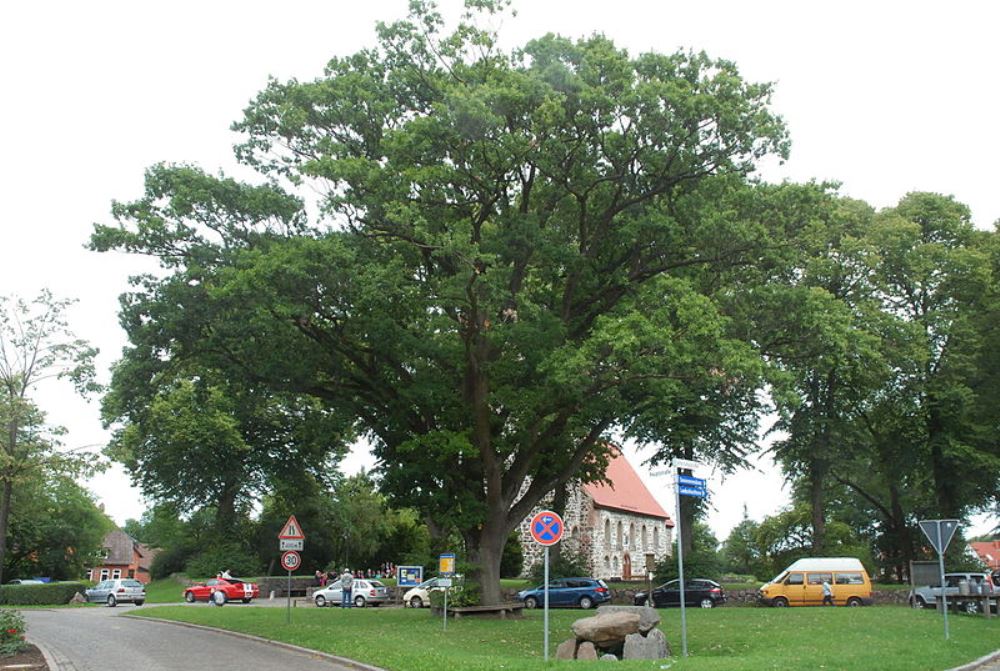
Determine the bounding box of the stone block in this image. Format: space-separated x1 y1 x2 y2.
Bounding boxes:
622 629 670 660
572 611 641 647
596 605 660 634
555 638 577 660
600 653 618 661
577 642 598 660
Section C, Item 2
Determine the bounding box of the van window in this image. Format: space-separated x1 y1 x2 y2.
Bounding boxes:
807 573 832 585
785 573 804 586
834 572 864 585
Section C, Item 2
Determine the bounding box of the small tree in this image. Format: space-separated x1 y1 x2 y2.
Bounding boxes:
0 291 98 583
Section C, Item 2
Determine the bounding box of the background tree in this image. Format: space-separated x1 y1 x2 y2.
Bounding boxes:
91 2 788 603
0 291 98 583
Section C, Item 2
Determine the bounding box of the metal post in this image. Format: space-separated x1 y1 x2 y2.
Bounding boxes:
286 570 292 624
937 521 949 640
544 546 550 662
443 586 448 631
675 470 688 657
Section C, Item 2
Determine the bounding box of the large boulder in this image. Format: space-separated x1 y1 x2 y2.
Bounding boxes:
596 605 660 634
571 611 641 648
622 629 670 660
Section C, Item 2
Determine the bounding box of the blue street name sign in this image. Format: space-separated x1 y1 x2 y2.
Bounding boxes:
679 485 707 498
677 475 706 488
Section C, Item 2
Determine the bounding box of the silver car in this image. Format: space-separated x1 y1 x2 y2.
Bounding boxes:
313 579 389 608
85 578 146 607
909 572 996 613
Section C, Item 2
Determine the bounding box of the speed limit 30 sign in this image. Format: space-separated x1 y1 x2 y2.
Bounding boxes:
280 550 301 571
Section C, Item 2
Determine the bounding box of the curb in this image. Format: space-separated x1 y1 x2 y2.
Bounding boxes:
28 638 66 671
948 650 1000 671
122 614 387 671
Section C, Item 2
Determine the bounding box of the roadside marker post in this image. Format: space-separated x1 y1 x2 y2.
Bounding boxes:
439 553 456 630
529 510 564 662
668 461 706 658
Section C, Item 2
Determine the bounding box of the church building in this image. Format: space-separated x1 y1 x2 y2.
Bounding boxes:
518 447 674 579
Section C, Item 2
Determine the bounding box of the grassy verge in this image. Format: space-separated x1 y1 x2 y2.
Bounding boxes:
127 604 996 671
142 577 190 604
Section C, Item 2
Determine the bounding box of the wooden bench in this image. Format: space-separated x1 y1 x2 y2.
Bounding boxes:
439 603 525 619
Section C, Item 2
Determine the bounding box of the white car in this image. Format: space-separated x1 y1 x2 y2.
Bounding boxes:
403 577 460 608
313 579 389 608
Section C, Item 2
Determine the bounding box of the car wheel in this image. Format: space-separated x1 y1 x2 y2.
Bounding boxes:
184 591 195 603
107 595 117 608
410 596 423 609
315 595 327 608
846 597 862 607
910 596 926 609
212 590 227 606
242 598 251 604
700 598 715 609
354 595 366 608
634 595 647 606
772 597 788 608
134 600 144 607
579 596 594 610
524 596 538 609
961 601 978 615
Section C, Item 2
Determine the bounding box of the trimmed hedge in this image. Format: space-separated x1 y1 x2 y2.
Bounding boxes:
0 582 87 605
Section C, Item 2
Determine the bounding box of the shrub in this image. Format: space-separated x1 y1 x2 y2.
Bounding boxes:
151 544 195 580
528 546 590 583
0 610 26 657
429 580 479 608
184 544 261 579
499 532 523 579
0 582 87 606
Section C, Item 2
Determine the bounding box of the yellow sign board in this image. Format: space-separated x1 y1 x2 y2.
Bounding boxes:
439 553 456 576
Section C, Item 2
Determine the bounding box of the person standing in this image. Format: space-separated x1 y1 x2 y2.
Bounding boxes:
340 568 354 608
822 579 834 606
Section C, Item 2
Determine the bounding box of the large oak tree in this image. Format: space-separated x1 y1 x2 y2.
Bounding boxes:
93 2 789 602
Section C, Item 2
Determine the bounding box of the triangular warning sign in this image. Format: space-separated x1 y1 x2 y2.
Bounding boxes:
278 515 305 540
918 519 959 555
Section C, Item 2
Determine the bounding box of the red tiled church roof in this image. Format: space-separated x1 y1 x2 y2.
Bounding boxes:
583 449 673 525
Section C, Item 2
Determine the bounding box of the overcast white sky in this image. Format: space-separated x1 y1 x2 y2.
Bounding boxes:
2 0 997 539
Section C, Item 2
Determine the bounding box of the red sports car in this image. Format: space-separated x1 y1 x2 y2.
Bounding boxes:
184 577 260 605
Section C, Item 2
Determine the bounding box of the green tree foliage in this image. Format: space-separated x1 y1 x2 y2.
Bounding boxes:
0 291 99 583
499 531 523 579
655 520 721 581
91 1 787 605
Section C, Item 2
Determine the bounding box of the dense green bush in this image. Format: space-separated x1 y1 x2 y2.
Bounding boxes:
150 544 195 580
429 580 478 607
184 544 261 579
0 609 26 657
0 582 87 606
528 546 590 583
499 532 523 579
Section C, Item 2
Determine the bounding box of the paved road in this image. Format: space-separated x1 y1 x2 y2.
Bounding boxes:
24 605 364 671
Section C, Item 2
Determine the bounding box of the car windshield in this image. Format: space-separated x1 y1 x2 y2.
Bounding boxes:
123 580 143 588
769 571 788 584
369 581 386 588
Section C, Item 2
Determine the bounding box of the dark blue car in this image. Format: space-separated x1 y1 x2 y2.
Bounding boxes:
516 577 611 609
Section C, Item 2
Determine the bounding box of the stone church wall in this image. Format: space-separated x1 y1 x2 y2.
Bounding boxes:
518 486 673 579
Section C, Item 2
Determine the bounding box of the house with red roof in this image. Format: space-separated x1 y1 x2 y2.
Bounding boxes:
84 529 159 584
517 447 674 580
969 541 1000 571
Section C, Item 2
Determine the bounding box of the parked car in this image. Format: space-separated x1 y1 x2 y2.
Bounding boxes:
86 578 146 607
909 572 997 613
6 579 43 585
516 577 611 610
313 579 389 608
403 576 459 608
758 557 872 607
183 577 260 605
634 578 727 609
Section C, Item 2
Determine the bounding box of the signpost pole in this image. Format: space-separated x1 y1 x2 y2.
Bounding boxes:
286 570 292 624
937 521 949 640
443 585 448 631
544 545 550 662
675 469 688 658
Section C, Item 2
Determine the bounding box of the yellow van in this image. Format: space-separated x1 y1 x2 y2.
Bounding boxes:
758 557 873 607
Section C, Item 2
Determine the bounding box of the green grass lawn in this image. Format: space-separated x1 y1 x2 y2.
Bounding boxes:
142 576 190 604
127 604 997 671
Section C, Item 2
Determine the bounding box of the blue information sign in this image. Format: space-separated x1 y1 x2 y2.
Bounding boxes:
397 565 424 587
677 474 706 487
679 485 707 498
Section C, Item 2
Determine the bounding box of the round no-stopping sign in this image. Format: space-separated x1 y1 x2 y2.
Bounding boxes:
280 550 301 571
529 510 564 546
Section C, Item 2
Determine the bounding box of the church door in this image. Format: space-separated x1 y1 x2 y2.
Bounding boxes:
623 553 632 581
